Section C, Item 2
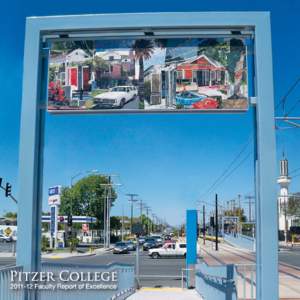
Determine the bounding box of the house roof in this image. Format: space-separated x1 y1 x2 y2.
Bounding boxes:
50 48 91 64
177 54 225 68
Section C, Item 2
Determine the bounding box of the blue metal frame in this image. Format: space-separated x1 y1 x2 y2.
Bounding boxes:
17 12 278 300
186 209 198 265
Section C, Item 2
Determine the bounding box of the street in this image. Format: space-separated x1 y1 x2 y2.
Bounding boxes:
122 96 139 109
0 249 186 288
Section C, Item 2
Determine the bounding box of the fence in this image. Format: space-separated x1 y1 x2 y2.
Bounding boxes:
224 234 255 252
0 263 135 300
234 264 256 300
195 262 237 300
0 265 24 300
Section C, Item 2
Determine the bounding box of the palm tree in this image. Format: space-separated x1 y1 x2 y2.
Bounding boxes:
132 39 154 99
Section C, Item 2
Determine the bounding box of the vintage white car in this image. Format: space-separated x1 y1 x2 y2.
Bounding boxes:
148 243 187 258
93 86 138 108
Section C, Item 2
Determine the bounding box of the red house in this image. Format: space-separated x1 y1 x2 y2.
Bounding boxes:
176 54 227 88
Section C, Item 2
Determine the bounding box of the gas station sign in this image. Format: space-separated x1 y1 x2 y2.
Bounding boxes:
48 185 61 205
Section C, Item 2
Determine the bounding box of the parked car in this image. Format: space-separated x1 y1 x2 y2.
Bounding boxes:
125 241 136 251
113 242 129 254
93 86 137 108
176 91 207 107
192 97 219 109
148 243 187 258
0 234 13 243
143 238 160 251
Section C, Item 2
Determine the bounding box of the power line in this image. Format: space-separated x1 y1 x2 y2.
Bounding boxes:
198 135 252 199
284 98 300 117
209 152 252 194
275 76 300 113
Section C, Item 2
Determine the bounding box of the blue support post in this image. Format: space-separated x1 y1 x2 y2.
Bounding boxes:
17 12 278 299
186 209 198 288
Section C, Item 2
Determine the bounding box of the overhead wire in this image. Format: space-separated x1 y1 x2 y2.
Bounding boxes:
198 134 253 200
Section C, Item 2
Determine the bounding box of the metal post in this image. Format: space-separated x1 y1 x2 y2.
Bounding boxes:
203 205 206 245
107 176 111 248
254 14 278 299
215 194 219 251
103 187 107 247
135 236 140 288
121 205 124 241
127 194 138 234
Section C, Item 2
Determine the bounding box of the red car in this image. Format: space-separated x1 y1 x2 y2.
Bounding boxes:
192 97 219 109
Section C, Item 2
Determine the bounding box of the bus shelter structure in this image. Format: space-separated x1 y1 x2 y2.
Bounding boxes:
17 12 277 299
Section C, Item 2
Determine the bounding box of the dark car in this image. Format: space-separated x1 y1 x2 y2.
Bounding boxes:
0 234 12 243
143 238 160 251
125 241 136 251
113 242 129 254
138 236 146 245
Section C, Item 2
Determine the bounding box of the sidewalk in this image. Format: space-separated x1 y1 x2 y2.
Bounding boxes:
127 288 203 300
0 247 110 260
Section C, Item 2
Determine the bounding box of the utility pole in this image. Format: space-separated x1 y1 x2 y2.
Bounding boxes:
245 195 255 222
145 206 151 235
215 194 219 251
138 199 144 224
203 205 206 245
126 193 138 235
100 175 121 248
121 205 125 242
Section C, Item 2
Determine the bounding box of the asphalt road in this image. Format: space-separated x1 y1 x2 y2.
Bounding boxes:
2 246 300 287
58 250 186 287
0 250 186 287
123 96 139 109
279 247 300 268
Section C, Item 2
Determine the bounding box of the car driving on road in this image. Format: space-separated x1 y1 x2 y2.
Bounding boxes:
148 243 187 258
93 86 137 108
113 242 129 254
143 238 161 251
125 241 136 251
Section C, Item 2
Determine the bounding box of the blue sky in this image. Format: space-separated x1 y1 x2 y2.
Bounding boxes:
1 0 300 225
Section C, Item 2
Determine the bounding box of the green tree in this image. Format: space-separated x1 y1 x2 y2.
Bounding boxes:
3 212 17 219
59 175 117 230
287 193 300 217
87 56 109 86
132 39 154 99
110 216 122 231
197 38 229 67
224 207 247 222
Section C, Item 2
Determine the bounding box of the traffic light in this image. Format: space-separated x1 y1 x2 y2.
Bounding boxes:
5 183 12 197
210 216 215 227
67 214 72 227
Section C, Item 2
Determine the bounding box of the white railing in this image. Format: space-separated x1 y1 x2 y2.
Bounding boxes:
0 265 25 300
235 264 256 300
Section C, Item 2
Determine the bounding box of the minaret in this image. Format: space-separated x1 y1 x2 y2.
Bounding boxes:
277 158 291 243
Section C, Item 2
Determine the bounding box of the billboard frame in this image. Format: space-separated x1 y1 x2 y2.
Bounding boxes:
17 12 277 300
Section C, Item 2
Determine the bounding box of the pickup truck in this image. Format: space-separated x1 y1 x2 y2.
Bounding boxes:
148 243 186 258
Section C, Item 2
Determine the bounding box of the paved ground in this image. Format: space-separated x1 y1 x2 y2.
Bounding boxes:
59 250 186 287
201 241 300 299
0 241 16 253
128 288 202 300
0 249 186 287
123 96 139 109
